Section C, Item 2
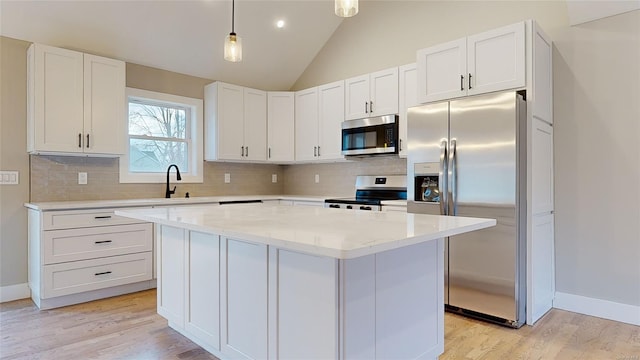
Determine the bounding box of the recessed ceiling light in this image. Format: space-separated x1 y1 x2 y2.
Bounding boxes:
276 20 285 29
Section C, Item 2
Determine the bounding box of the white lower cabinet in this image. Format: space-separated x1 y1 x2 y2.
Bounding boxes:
221 238 269 359
269 248 338 359
156 226 444 360
28 208 154 309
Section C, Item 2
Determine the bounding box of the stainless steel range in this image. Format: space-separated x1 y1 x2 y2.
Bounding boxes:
324 175 407 211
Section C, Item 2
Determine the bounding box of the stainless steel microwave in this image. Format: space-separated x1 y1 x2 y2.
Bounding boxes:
341 115 399 156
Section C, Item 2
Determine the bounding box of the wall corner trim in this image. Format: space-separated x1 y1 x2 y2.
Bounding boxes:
0 283 31 303
553 291 640 326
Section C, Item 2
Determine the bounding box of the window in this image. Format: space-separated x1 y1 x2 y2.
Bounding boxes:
120 88 203 183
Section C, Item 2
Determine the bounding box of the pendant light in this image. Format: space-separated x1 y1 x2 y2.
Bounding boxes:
224 0 242 62
335 0 358 17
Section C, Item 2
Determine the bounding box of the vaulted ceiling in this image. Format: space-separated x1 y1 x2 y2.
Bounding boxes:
0 0 344 90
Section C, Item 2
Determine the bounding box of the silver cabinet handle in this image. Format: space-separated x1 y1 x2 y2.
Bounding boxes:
78 133 82 148
448 139 457 216
314 146 317 157
369 101 373 113
268 147 271 159
95 271 112 276
468 73 472 89
241 146 245 157
245 146 248 157
317 146 321 157
365 102 368 113
86 134 90 148
439 140 448 216
95 240 112 244
460 75 464 91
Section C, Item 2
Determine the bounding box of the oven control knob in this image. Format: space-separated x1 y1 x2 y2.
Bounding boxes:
360 206 372 211
347 205 353 209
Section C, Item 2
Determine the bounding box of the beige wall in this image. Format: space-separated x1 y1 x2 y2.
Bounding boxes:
0 37 30 287
294 2 640 307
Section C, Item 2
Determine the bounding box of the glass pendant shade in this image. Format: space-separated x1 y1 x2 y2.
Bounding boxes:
335 0 358 17
224 33 242 62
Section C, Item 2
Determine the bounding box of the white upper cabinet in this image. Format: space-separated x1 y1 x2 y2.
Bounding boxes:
243 87 268 161
416 38 467 103
204 82 267 161
318 80 345 161
27 43 125 156
467 22 525 96
398 63 419 158
417 22 525 103
295 81 344 162
294 87 319 162
345 67 398 120
267 92 295 162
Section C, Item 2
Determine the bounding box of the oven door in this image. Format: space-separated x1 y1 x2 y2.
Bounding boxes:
341 115 398 156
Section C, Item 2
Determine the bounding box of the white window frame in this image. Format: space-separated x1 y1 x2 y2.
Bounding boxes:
119 87 203 183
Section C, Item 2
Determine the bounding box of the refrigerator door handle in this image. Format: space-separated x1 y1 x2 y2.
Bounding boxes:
448 139 457 216
439 140 449 215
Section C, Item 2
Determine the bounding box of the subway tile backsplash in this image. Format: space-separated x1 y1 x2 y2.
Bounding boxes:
29 155 407 202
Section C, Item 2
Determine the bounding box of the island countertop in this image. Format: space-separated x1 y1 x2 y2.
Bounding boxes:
116 204 495 259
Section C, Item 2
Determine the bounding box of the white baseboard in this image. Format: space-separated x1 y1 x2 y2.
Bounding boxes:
0 283 31 303
554 292 640 326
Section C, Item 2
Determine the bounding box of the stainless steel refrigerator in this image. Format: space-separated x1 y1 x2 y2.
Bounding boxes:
407 90 526 328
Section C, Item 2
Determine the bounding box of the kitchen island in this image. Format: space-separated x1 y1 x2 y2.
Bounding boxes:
116 204 495 360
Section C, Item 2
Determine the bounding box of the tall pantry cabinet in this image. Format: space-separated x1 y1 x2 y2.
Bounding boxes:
27 43 126 156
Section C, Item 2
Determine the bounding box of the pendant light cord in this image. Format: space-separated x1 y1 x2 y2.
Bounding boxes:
232 0 235 34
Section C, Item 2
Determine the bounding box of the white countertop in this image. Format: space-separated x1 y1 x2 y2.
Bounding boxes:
116 204 495 259
24 195 331 211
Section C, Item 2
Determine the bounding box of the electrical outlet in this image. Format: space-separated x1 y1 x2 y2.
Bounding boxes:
272 174 277 183
0 171 19 185
315 174 320 183
224 173 231 183
78 172 88 185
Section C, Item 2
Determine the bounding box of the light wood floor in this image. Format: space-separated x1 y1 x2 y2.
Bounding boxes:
1 290 638 359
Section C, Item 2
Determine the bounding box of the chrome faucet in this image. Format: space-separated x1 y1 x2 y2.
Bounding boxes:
165 164 182 198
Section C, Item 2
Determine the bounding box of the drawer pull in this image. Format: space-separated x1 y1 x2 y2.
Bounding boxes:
94 240 113 244
94 216 112 219
94 271 112 276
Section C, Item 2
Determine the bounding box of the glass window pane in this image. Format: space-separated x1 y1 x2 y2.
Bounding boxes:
129 138 189 173
129 101 187 139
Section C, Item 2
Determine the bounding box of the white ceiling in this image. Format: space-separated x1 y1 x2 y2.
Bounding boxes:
0 0 344 90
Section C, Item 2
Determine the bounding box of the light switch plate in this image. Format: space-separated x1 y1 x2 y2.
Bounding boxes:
272 174 277 183
78 172 88 185
0 171 19 185
224 173 231 183
315 174 320 183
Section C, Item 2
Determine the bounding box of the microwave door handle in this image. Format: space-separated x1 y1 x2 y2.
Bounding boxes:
439 140 448 216
448 139 457 216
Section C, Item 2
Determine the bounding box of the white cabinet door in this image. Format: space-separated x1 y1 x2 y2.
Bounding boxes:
29 44 84 154
83 54 125 155
267 92 295 162
186 231 220 351
398 63 418 158
318 80 344 161
417 38 467 104
467 21 525 96
243 87 267 161
533 22 553 125
344 74 370 120
221 238 268 360
270 248 338 359
216 83 245 160
528 213 555 324
369 67 398 117
532 119 554 215
294 87 319 161
157 225 186 327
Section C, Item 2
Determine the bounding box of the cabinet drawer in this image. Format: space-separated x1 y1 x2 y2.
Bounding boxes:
43 208 146 230
43 223 152 264
42 252 152 298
